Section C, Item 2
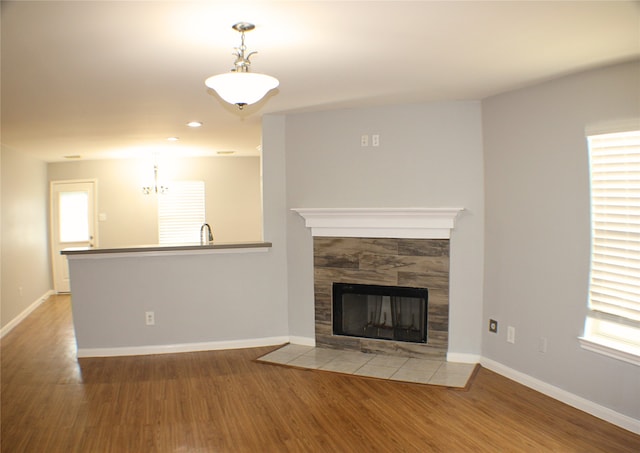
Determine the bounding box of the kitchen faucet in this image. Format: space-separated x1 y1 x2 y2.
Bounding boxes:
200 223 214 245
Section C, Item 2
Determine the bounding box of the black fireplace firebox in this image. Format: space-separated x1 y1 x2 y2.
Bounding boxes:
333 283 428 343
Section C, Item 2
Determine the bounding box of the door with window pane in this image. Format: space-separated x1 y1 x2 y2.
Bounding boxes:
51 180 97 292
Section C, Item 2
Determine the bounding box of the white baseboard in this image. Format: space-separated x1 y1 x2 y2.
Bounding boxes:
447 352 481 363
1 289 55 339
481 357 640 435
288 336 316 347
77 336 291 358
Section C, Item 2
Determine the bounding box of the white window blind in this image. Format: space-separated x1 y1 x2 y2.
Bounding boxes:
583 130 640 364
158 181 205 244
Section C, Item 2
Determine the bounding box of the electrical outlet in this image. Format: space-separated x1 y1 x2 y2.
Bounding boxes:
372 134 380 147
489 319 498 333
361 134 369 147
507 326 516 344
145 311 155 326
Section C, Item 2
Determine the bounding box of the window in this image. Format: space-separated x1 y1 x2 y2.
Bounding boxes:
580 130 640 365
59 191 90 242
158 181 205 244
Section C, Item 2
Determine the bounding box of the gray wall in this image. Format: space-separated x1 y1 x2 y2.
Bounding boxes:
69 116 290 350
1 146 51 329
281 102 485 356
482 60 640 420
48 156 263 246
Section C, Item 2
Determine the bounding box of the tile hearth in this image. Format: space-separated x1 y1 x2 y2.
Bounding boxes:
257 344 477 388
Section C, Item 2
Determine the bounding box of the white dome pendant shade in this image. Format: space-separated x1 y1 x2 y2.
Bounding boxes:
205 72 279 107
205 22 279 109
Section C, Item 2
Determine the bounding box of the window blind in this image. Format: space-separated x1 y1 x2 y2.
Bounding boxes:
586 130 640 357
158 181 205 244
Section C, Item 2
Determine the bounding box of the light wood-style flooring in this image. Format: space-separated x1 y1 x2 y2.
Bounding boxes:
2 295 639 452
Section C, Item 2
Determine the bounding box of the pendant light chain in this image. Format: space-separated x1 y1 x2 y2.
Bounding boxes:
232 25 257 73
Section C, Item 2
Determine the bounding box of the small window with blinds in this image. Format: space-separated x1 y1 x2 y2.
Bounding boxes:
158 181 205 244
580 130 640 365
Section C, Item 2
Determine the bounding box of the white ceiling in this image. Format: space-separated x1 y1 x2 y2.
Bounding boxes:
2 1 639 162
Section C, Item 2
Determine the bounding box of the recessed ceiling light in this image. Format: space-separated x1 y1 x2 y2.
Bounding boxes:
64 155 82 159
167 137 179 141
186 121 203 128
217 151 235 155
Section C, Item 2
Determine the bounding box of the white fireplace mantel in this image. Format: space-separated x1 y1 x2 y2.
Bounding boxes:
291 207 464 239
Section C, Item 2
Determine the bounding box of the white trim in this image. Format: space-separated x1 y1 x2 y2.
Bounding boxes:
288 336 316 347
481 357 640 435
291 207 464 239
447 352 481 364
76 336 291 358
578 336 640 367
1 290 55 338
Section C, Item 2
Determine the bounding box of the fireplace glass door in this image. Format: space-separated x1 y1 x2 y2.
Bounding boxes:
333 283 428 343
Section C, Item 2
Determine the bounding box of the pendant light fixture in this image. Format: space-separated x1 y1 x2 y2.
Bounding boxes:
205 22 279 110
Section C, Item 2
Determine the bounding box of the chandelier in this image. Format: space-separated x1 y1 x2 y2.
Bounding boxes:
142 164 168 195
205 22 279 110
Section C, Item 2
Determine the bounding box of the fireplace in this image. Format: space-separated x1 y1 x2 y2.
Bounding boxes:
333 283 428 343
292 207 463 360
312 236 449 359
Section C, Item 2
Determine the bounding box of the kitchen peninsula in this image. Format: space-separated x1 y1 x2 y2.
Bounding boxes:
61 241 291 358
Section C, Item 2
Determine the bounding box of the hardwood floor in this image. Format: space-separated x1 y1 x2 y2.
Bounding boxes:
2 295 639 452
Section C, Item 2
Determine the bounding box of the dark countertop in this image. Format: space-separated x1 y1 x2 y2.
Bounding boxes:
61 241 272 255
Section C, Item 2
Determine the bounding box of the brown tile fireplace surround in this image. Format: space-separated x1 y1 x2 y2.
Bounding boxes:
293 208 463 361
314 237 449 359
